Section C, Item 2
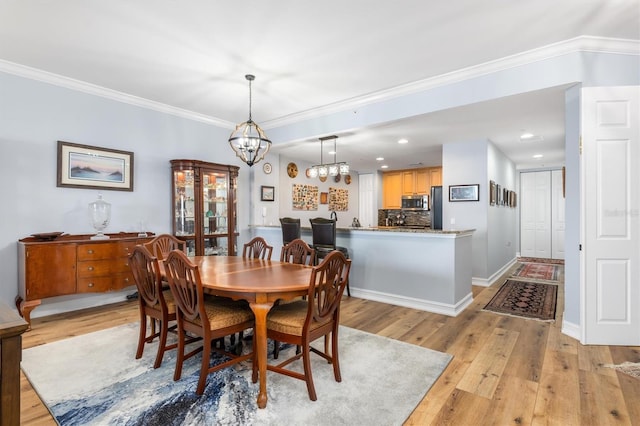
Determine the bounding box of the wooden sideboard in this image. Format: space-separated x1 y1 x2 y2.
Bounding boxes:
0 302 28 426
17 232 153 328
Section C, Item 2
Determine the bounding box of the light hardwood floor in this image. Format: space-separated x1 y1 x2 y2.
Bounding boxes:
20 264 640 425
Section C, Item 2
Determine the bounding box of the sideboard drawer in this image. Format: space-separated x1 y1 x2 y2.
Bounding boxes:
77 276 112 293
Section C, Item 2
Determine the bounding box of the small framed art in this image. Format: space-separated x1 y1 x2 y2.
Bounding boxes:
261 185 275 201
449 184 480 202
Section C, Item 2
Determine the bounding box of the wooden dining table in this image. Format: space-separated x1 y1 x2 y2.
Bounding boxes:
186 255 312 409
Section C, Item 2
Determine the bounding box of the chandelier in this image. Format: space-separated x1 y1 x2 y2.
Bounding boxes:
308 135 349 179
228 74 271 166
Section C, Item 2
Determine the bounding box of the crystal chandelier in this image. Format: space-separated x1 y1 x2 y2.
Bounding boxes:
228 74 271 166
308 135 349 179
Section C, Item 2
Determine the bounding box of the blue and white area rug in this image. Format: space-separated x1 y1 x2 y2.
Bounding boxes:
21 322 452 425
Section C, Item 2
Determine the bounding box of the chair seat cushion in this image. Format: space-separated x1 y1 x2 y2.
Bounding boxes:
149 290 176 315
267 300 331 336
197 298 254 329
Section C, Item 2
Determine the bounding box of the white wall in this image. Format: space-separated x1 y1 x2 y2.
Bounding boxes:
0 71 252 314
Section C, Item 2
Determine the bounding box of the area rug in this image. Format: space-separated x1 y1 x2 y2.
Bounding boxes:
605 362 640 379
21 322 452 426
483 279 558 321
511 262 560 281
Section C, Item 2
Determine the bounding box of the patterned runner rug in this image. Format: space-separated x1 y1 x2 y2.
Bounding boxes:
605 362 640 379
511 262 561 281
484 279 558 321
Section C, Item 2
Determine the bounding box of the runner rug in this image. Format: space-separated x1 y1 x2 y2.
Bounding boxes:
511 262 560 281
21 322 452 426
484 279 558 321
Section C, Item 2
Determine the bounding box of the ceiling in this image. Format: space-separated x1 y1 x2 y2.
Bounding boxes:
1 1 638 172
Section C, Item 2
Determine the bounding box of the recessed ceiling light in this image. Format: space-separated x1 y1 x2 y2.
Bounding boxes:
376 157 384 161
521 132 534 140
397 138 408 144
328 150 336 155
533 154 544 159
381 165 389 169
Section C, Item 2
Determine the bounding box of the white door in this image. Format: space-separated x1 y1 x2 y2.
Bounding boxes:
520 171 552 258
582 86 640 345
551 169 565 259
358 173 375 228
520 172 537 257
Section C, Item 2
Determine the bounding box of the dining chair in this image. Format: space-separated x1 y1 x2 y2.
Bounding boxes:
273 238 316 359
163 250 255 395
280 217 301 246
144 233 186 260
128 245 179 369
262 250 352 401
242 236 273 260
309 217 351 296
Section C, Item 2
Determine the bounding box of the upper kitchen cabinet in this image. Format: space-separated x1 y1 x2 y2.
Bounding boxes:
382 171 403 209
383 167 442 208
171 159 239 256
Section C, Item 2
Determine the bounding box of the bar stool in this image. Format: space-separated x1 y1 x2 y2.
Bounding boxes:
280 217 301 245
309 217 351 296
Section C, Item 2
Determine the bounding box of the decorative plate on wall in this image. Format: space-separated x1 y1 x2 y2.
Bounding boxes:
334 174 341 183
305 168 312 178
319 175 327 182
262 162 272 174
287 162 298 178
345 174 352 185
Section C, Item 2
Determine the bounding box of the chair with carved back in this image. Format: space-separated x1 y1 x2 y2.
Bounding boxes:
242 236 273 260
262 250 352 401
273 238 316 358
144 233 186 260
163 250 255 395
128 245 179 369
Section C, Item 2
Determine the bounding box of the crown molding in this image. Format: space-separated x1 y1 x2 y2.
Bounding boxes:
0 59 234 128
263 36 640 129
1 36 637 130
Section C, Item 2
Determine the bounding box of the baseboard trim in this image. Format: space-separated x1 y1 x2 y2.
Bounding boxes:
561 318 582 342
349 287 473 317
472 257 518 287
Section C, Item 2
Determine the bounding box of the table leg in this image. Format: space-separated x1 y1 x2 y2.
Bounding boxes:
249 302 273 409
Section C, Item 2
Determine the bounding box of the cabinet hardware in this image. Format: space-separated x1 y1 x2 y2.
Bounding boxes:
87 249 94 254
87 266 94 271
88 282 94 287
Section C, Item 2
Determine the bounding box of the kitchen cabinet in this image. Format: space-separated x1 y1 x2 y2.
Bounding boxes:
382 172 402 209
171 159 239 256
17 232 152 328
383 167 442 208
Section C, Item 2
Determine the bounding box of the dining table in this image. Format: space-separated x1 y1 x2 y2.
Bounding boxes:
185 255 312 409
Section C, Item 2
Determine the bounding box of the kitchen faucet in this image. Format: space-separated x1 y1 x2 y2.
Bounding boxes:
330 210 337 222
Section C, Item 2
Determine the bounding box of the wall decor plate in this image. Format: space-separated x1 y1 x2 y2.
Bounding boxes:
287 162 298 178
262 162 272 174
345 175 352 185
305 168 312 178
334 174 341 182
319 175 327 182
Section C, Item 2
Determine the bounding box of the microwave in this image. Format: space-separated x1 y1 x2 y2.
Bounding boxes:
401 195 429 210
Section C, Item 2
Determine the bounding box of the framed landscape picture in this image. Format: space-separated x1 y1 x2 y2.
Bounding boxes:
57 141 134 191
449 184 480 202
260 185 275 201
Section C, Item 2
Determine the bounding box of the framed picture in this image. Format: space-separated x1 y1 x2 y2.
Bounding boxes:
320 192 328 204
489 180 496 206
261 185 275 201
449 184 480 202
57 141 134 191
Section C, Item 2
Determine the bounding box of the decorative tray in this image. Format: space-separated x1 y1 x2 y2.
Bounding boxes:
30 232 65 241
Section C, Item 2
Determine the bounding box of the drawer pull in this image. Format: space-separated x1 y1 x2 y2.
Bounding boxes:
87 249 94 254
88 282 94 287
124 278 129 283
87 266 94 271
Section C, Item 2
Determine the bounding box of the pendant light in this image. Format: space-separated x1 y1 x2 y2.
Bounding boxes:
228 74 271 166
309 135 349 179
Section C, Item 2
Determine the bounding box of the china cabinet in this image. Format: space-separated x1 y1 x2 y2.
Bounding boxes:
170 160 239 256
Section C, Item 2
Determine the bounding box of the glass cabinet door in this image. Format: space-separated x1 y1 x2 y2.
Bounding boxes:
202 171 228 256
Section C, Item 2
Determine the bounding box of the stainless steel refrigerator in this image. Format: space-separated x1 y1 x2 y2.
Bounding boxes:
430 186 443 230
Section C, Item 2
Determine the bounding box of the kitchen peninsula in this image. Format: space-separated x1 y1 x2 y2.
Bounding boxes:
251 225 474 316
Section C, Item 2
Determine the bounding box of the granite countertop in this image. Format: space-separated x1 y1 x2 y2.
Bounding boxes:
251 225 473 235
